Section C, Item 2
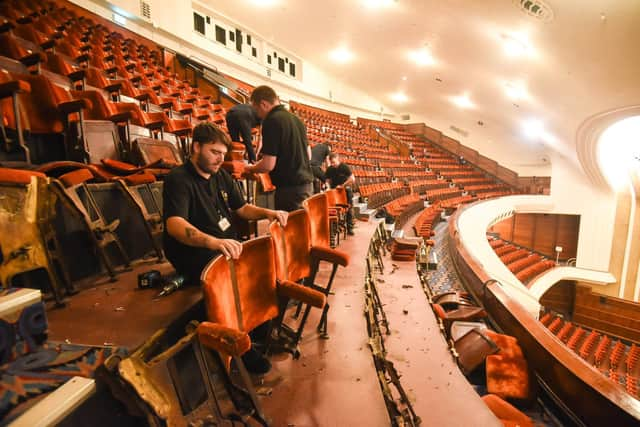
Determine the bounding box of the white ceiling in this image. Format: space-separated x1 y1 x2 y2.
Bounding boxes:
203 0 640 171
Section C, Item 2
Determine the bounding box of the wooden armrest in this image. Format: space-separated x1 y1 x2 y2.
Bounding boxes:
67 69 86 82
19 52 44 67
0 80 31 98
103 81 122 93
57 99 91 114
0 20 15 33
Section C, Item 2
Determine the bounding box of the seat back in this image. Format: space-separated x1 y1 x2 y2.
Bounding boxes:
268 209 312 283
201 236 279 334
302 192 330 248
0 167 68 304
335 186 349 205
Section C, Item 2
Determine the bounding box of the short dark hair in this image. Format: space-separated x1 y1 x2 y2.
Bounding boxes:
329 152 339 160
192 122 231 152
250 85 278 105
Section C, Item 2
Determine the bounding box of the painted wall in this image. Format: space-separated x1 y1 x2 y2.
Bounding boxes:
548 153 617 272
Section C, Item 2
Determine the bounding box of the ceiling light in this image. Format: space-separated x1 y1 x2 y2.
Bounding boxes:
522 119 556 145
250 0 281 7
408 48 435 66
329 46 354 63
523 119 544 139
504 80 528 100
362 0 396 8
451 92 474 109
391 92 408 103
501 32 532 57
401 76 407 81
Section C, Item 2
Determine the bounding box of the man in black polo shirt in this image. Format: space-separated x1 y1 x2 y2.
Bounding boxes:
163 122 287 374
225 103 261 163
310 141 331 193
325 153 356 235
245 85 313 211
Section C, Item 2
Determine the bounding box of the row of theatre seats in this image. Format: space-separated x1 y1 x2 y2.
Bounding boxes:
540 311 640 399
290 102 516 226
0 0 238 167
488 238 556 286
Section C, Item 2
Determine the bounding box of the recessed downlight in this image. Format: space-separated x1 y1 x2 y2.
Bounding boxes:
329 46 354 63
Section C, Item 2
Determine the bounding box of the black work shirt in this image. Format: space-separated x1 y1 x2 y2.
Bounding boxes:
310 143 331 167
162 161 246 278
325 163 353 188
226 104 261 127
261 105 313 187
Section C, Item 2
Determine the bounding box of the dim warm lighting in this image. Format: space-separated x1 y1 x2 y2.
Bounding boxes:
329 46 354 63
451 92 474 109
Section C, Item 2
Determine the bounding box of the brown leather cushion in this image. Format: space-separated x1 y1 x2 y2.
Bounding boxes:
0 167 45 184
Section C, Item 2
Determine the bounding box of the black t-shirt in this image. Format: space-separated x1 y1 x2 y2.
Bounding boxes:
162 161 246 278
310 143 330 167
325 163 352 188
226 103 261 127
261 105 313 187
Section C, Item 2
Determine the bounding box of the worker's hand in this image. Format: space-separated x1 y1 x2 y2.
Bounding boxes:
209 238 243 259
270 210 288 227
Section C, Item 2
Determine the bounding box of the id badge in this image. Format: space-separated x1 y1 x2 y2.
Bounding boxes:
218 217 231 231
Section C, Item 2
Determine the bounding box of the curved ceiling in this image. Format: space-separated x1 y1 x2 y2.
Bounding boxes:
201 0 640 173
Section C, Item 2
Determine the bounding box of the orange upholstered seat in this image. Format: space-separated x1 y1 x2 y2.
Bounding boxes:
198 236 325 362
484 330 531 400
269 209 349 343
481 394 533 427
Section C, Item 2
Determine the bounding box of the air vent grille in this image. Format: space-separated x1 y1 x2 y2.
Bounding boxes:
449 125 469 138
513 0 554 22
140 1 151 20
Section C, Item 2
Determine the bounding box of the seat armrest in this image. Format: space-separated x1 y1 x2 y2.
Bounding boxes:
19 52 44 67
57 99 91 114
40 39 56 50
75 53 90 64
103 81 123 93
108 111 132 123
197 322 251 357
310 245 350 267
0 80 31 99
0 20 15 33
67 69 86 82
277 280 326 308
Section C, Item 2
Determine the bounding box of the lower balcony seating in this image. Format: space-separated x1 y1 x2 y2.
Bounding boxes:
540 311 640 399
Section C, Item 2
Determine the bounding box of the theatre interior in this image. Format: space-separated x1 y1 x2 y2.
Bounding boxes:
1 0 640 425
